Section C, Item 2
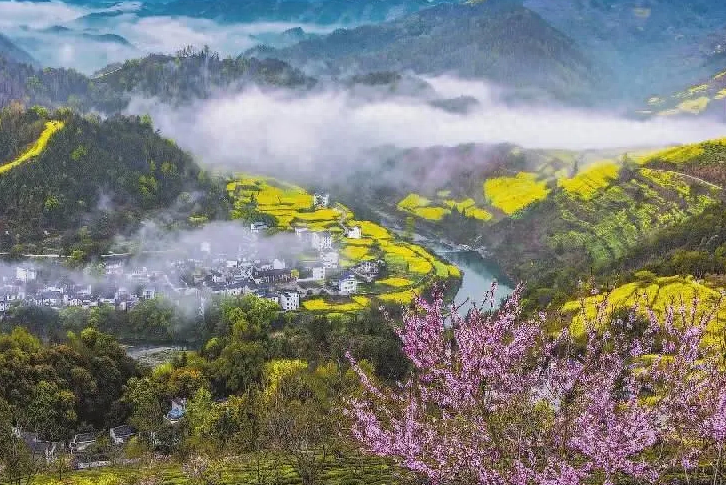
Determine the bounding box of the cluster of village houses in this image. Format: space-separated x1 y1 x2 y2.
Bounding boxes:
0 209 383 316
1 195 393 469
11 398 190 469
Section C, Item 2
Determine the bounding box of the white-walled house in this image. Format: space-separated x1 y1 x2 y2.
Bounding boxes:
321 251 339 269
311 231 333 251
15 266 37 283
314 193 330 208
339 274 358 295
312 267 326 281
279 292 300 311
109 425 136 445
346 226 362 239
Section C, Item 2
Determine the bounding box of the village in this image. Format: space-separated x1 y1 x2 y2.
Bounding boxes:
0 218 385 313
0 208 384 317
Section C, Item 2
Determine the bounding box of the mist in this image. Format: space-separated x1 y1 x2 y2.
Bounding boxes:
0 0 338 73
127 75 726 180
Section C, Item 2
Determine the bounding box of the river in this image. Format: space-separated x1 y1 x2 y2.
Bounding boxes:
436 249 514 310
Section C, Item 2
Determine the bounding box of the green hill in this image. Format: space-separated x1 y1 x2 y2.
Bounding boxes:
0 106 227 256
0 48 313 114
339 139 726 308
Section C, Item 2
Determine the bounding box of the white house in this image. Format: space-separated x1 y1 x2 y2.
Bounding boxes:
311 231 333 251
339 274 358 295
142 287 157 300
314 193 330 208
273 259 286 270
15 266 37 283
279 292 300 311
357 261 380 275
312 266 326 281
346 226 362 239
321 251 339 269
260 292 280 305
211 271 226 284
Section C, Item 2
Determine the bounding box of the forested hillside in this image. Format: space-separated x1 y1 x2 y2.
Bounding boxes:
524 0 726 102
643 68 726 118
250 0 602 103
0 105 228 256
0 48 313 112
0 33 37 67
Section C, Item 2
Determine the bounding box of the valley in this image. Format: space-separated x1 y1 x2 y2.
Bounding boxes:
2 0 726 484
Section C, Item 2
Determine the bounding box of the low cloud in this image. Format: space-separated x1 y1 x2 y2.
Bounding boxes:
0 0 338 73
128 75 726 180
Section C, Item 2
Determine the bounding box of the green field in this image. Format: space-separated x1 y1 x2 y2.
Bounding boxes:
31 452 405 485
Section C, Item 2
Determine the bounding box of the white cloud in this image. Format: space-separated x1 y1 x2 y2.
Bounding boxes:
0 0 339 73
128 76 726 178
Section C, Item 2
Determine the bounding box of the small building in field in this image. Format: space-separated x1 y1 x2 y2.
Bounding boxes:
70 432 98 453
314 193 330 208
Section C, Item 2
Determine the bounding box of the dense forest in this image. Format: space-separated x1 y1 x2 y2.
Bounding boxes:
0 48 313 113
0 105 229 256
0 293 410 484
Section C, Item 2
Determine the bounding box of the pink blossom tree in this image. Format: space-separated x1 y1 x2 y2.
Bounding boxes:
346 286 726 485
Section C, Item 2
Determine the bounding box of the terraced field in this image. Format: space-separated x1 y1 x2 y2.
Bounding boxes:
32 452 405 485
562 272 726 345
483 172 550 215
0 120 64 175
644 69 726 117
228 175 460 309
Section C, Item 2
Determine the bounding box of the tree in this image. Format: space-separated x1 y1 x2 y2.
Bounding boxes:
346 285 726 485
261 364 346 485
21 380 76 442
125 377 165 443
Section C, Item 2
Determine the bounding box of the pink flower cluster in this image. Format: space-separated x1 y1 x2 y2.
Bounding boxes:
346 286 726 485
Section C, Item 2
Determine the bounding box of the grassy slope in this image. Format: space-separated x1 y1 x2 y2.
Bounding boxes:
33 452 404 485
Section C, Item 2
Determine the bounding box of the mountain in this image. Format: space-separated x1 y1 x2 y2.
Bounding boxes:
0 106 228 256
248 0 603 104
523 0 726 102
0 49 314 113
0 33 37 67
145 0 460 25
